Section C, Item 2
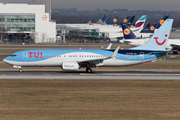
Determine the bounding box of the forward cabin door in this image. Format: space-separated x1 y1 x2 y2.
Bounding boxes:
23 52 28 61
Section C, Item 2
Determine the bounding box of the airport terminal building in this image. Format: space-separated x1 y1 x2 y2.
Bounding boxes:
0 2 56 43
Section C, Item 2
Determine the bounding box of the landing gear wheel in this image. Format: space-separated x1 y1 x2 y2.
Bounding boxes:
19 69 23 73
86 68 92 73
173 51 178 54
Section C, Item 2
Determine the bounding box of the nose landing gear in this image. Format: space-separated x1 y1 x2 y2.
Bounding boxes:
19 69 23 73
86 67 92 73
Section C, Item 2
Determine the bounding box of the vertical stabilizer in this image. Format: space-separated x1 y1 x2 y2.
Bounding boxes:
103 18 111 25
131 19 173 51
121 24 138 39
109 16 119 26
96 15 106 24
88 17 95 25
155 15 169 29
135 15 147 28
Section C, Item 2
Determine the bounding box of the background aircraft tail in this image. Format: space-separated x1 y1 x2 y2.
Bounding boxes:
121 24 138 39
140 23 155 33
103 17 111 25
88 17 95 25
119 16 131 26
127 15 135 27
131 19 173 51
109 16 119 25
155 15 169 29
135 15 147 28
96 15 106 24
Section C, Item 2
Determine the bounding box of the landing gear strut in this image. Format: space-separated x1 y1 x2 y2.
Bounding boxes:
86 67 92 73
19 69 23 73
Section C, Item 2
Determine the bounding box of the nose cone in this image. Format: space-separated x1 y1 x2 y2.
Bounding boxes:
3 57 10 64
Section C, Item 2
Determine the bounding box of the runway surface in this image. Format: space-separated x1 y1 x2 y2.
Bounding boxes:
0 70 180 80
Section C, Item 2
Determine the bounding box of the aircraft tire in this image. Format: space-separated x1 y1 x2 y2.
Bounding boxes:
19 69 23 73
86 68 92 73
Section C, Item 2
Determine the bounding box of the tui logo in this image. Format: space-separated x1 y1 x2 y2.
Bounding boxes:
154 34 168 46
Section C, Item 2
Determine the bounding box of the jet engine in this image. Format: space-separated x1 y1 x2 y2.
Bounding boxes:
62 62 79 70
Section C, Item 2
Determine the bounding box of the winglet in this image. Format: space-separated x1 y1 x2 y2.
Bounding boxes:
111 46 120 58
106 43 112 50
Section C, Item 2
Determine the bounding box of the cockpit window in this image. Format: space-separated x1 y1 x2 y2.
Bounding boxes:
10 55 17 57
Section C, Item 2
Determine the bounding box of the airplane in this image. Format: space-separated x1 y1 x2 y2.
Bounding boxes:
3 19 173 73
121 21 180 54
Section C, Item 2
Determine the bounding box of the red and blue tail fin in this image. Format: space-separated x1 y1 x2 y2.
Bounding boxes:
135 15 147 28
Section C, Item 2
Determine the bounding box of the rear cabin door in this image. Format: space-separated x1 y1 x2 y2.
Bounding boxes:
140 52 144 61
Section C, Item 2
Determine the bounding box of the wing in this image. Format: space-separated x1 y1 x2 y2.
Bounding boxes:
78 46 120 67
170 44 180 51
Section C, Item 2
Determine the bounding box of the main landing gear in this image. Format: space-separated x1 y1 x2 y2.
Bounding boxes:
86 67 92 73
173 51 178 54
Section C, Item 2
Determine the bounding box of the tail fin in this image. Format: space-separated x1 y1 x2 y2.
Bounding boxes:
109 16 119 25
127 15 135 26
103 17 111 25
155 15 169 29
131 19 173 51
121 23 138 39
96 15 106 24
141 23 156 33
135 15 147 28
140 23 151 33
88 17 95 25
119 16 131 25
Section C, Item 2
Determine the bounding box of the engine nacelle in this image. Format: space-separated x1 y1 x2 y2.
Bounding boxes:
62 62 79 70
